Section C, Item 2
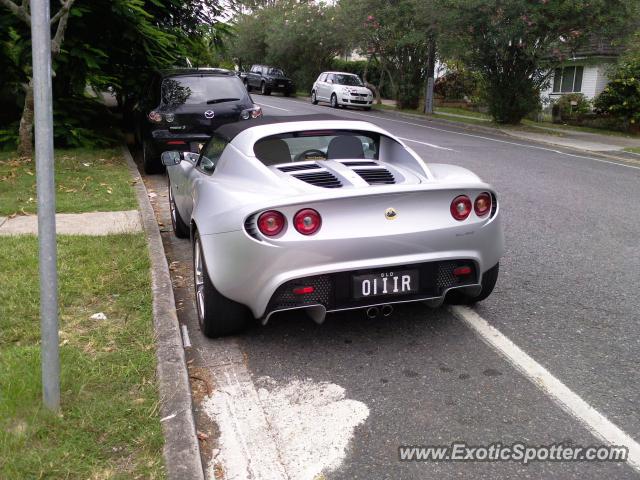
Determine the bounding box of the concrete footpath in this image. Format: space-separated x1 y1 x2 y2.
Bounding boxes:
0 210 142 235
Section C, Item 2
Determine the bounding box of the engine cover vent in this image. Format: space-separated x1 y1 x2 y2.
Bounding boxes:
278 163 321 172
354 168 395 185
292 171 342 188
341 161 378 167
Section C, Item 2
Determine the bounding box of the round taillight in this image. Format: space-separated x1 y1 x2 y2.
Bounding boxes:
257 210 285 236
294 208 321 235
148 110 163 123
450 195 472 221
474 192 492 217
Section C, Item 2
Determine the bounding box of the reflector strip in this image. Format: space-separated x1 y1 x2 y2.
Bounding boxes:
293 286 315 295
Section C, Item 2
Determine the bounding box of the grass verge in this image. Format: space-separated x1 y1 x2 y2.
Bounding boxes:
0 234 165 479
623 147 640 154
0 148 137 216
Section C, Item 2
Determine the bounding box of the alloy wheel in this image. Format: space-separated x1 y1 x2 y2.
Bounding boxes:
194 238 205 321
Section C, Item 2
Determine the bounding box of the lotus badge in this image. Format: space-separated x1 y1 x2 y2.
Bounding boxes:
385 208 398 220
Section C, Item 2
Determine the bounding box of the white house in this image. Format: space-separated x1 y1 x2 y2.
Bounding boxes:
540 38 620 103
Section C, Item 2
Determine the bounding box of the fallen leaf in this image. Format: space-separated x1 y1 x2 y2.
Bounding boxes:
197 431 209 441
90 312 107 321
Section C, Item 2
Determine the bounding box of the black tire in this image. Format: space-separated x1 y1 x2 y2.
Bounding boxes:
284 90 291 97
364 106 372 111
261 82 271 95
168 179 189 238
330 93 338 108
142 139 163 174
446 263 499 305
311 91 318 105
193 232 252 337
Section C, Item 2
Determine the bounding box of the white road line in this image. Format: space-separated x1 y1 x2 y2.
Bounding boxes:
180 324 191 348
450 305 640 472
256 102 291 112
274 100 640 171
397 136 455 151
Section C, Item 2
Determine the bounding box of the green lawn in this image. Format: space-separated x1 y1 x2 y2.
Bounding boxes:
0 234 165 479
0 148 137 216
624 147 640 154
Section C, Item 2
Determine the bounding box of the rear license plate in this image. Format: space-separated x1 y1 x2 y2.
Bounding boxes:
278 84 285 87
352 270 419 299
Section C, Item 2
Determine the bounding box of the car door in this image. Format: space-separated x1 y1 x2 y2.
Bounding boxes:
317 73 329 101
250 66 261 88
185 135 228 220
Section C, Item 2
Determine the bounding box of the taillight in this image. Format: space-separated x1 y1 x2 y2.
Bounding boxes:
241 105 263 120
294 208 321 235
257 210 285 236
148 111 162 123
450 195 472 221
474 192 492 217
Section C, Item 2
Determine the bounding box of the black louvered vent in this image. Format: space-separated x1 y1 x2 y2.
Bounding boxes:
354 168 395 185
341 161 379 167
278 163 320 172
293 171 342 188
244 215 260 240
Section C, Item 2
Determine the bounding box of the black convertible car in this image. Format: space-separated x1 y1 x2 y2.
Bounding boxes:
134 68 262 173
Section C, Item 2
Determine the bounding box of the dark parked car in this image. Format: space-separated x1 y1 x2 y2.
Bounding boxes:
135 68 262 173
242 64 294 96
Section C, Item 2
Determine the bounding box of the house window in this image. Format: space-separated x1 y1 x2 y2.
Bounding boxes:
553 66 583 93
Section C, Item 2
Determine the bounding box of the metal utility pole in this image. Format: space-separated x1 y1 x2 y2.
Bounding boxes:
31 0 60 411
424 35 436 115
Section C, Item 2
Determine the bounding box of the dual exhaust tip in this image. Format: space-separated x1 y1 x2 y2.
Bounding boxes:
366 304 394 319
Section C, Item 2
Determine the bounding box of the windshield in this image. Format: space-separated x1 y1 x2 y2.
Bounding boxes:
161 76 246 105
269 68 285 76
253 130 379 166
335 74 363 86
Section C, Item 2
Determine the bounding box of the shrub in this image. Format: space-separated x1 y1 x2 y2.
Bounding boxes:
594 59 640 128
555 93 592 122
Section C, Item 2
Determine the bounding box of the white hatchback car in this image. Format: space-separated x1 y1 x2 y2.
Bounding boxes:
311 72 373 110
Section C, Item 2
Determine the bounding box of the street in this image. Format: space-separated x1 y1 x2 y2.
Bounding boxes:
143 97 640 479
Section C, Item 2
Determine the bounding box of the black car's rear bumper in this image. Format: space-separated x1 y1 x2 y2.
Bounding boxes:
150 130 212 152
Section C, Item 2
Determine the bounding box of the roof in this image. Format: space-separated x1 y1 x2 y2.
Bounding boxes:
548 36 623 60
215 114 346 141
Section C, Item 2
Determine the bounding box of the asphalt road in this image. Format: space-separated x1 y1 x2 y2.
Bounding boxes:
141 95 640 480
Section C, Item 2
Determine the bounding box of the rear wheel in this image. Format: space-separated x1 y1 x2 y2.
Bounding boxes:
311 91 318 105
142 139 163 174
330 93 338 108
168 179 189 238
284 90 291 97
193 232 252 338
446 263 499 305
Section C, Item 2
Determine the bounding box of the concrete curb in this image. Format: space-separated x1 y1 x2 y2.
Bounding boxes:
122 146 205 480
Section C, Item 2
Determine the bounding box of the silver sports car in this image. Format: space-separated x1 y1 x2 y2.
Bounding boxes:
161 114 504 337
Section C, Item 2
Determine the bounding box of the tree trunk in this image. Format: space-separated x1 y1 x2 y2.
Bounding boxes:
376 69 385 105
362 56 380 105
17 79 34 158
424 35 436 115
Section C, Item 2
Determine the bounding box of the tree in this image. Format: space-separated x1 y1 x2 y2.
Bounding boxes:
438 0 639 124
594 33 640 131
339 0 435 110
230 1 347 90
0 0 77 156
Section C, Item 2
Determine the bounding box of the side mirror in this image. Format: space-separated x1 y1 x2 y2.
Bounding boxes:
161 150 182 166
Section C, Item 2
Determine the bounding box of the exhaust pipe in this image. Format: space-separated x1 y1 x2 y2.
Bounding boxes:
366 306 379 319
381 304 394 317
